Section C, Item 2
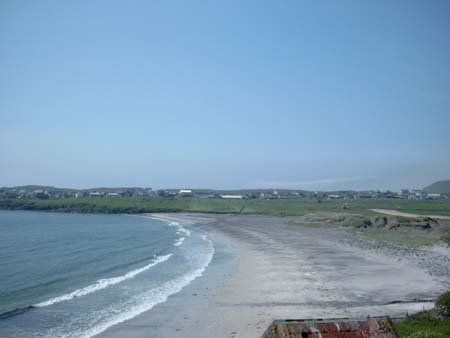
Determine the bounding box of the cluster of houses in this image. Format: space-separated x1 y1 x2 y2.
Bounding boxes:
167 189 300 200
325 189 449 200
0 187 155 199
160 189 449 200
85 190 155 198
0 187 448 201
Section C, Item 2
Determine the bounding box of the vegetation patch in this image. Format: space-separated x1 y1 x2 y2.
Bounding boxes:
304 212 372 228
300 212 448 246
436 291 450 318
395 310 450 337
395 291 450 337
1 197 449 218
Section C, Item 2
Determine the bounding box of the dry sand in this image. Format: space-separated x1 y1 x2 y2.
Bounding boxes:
371 208 450 219
96 213 450 338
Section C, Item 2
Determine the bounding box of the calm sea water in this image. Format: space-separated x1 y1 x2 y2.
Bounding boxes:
0 210 214 338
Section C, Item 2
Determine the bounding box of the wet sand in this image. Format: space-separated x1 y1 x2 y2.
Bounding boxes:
96 213 450 338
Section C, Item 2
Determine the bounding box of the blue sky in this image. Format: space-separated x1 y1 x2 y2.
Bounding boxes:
1 0 449 190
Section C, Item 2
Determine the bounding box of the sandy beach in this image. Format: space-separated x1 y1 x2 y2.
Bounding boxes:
95 213 450 338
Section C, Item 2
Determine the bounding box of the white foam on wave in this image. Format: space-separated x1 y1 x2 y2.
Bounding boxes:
50 235 215 338
174 237 185 246
168 221 191 236
35 254 173 308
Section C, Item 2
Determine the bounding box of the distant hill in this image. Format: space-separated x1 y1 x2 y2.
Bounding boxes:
423 180 450 194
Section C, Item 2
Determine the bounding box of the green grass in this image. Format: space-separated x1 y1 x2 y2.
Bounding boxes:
1 197 450 217
304 212 372 227
2 197 449 247
290 211 450 247
395 310 450 337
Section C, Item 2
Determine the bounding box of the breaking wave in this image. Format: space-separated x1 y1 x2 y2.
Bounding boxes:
47 235 215 338
168 221 191 236
35 254 173 307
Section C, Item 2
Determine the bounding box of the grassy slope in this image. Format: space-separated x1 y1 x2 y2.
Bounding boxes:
395 310 450 337
1 197 450 216
1 198 450 246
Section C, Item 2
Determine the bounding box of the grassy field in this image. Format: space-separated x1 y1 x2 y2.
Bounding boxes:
2 198 450 247
288 213 450 247
395 310 450 337
1 197 450 217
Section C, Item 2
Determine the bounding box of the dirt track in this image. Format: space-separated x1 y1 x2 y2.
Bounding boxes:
371 209 450 220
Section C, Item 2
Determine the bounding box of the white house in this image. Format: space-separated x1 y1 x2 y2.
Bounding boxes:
107 192 121 197
89 191 102 197
328 194 340 199
178 189 193 196
220 195 244 199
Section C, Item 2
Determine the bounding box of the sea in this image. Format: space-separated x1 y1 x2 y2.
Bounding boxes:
0 210 218 338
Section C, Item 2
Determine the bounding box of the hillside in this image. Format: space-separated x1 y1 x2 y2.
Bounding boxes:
424 180 450 194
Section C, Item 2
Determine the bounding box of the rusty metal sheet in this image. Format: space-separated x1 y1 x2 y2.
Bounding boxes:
261 316 399 338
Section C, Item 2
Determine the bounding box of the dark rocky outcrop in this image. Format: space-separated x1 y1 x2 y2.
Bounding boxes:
356 216 439 231
436 291 450 318
383 217 438 230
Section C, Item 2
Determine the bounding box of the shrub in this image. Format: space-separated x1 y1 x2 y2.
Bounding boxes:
436 291 450 318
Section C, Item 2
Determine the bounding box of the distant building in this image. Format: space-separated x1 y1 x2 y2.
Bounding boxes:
107 192 121 197
401 189 410 196
426 193 442 200
220 194 244 199
178 189 193 197
328 194 340 199
412 190 424 199
89 192 103 197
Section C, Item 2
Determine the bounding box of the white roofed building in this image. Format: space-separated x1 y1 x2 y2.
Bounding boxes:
220 194 244 199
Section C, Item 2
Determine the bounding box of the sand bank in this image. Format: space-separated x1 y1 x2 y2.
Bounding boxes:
371 208 450 219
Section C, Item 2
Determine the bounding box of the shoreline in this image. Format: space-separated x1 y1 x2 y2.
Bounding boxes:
95 213 450 338
93 213 237 338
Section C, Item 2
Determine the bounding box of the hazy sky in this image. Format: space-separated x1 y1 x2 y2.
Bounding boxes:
1 1 449 191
